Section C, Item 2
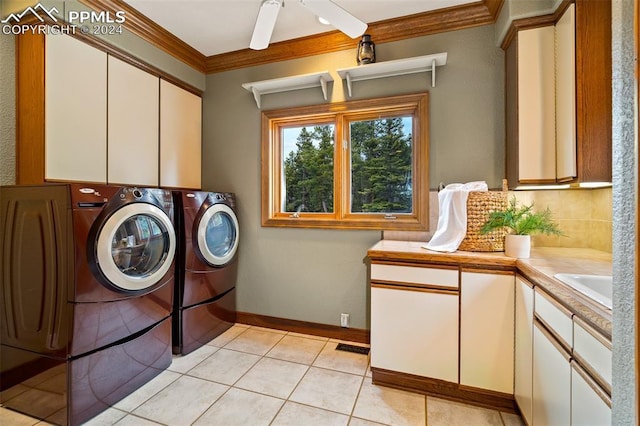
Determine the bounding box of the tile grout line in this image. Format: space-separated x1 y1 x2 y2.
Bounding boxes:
1 324 521 426
187 326 289 425
119 369 184 415
266 337 330 424
347 374 367 424
187 327 278 425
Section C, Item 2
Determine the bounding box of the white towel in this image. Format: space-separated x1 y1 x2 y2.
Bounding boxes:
424 181 488 252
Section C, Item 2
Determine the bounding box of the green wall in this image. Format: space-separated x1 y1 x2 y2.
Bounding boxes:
202 24 505 328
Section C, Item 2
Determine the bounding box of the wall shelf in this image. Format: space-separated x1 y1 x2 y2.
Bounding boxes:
242 71 333 108
336 52 448 97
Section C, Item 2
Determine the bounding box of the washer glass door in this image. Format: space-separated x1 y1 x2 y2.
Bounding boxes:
197 204 239 266
97 203 176 291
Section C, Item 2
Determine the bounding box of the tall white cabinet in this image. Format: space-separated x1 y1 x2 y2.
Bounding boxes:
45 34 107 183
160 80 202 189
17 32 202 188
108 56 160 186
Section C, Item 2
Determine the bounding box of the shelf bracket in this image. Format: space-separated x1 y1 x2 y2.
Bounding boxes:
431 58 436 87
251 87 261 109
345 72 352 98
319 75 328 101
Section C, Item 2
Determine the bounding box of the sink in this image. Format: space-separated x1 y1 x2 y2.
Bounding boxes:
554 273 612 309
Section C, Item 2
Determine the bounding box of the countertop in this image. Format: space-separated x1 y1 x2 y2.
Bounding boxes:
367 240 613 340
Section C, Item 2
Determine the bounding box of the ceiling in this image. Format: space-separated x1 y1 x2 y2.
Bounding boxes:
121 0 478 57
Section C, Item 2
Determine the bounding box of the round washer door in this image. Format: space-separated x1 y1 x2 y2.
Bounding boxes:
196 204 239 267
96 203 176 291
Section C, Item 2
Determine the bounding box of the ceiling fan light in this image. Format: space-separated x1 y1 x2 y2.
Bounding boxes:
250 0 282 50
299 0 367 39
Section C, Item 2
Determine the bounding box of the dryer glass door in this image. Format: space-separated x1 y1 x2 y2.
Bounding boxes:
97 203 176 291
197 204 239 266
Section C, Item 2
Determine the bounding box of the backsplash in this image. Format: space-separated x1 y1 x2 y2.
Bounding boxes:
516 187 612 252
384 187 612 253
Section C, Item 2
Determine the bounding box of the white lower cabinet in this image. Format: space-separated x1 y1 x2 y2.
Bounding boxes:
371 284 459 382
370 263 459 383
533 321 571 426
369 252 611 425
514 275 534 425
573 317 612 393
571 361 611 425
460 270 514 393
524 285 612 426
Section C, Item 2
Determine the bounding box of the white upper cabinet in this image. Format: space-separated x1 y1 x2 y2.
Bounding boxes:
505 1 611 188
107 56 160 186
45 34 107 183
516 26 556 183
555 4 577 181
160 80 202 189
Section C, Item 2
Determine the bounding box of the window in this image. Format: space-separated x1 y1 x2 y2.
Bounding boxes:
261 93 429 230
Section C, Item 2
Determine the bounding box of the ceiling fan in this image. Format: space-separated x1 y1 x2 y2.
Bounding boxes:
250 0 368 50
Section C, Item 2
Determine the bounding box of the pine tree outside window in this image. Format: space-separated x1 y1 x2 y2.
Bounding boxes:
261 93 429 230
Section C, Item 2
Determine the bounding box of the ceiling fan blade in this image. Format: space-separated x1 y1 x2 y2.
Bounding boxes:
299 0 367 39
250 0 282 50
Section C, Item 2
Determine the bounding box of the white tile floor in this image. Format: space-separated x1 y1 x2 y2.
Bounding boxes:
1 324 524 425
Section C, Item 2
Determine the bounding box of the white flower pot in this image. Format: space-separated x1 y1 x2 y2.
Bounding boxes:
504 234 531 258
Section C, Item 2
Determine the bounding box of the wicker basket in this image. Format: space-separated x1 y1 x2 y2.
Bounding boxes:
458 179 509 252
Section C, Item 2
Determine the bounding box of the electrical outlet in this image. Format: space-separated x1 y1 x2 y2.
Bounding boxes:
340 313 350 328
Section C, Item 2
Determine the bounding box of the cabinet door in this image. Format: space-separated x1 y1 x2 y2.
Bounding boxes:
573 317 612 393
571 361 611 426
160 80 202 189
45 34 107 183
555 3 577 181
460 271 514 393
107 56 159 186
517 26 556 183
371 285 458 383
514 276 534 425
533 321 571 426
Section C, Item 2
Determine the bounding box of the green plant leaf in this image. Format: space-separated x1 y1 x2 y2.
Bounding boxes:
480 197 564 236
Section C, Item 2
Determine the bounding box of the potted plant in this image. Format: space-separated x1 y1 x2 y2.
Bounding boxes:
480 197 563 258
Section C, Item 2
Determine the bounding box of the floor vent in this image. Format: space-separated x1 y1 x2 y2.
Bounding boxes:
335 343 370 355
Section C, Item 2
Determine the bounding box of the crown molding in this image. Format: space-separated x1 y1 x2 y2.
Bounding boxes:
79 0 207 72
80 0 503 75
500 0 572 50
206 0 503 73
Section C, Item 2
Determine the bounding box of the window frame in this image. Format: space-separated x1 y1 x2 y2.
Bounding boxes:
261 92 429 230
